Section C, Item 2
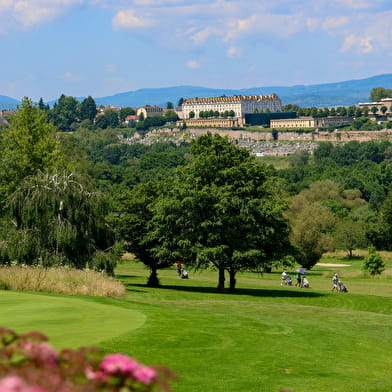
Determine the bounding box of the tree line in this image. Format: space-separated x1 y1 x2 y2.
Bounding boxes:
2 95 392 290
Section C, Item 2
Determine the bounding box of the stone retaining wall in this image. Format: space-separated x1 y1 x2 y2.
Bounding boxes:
148 127 392 143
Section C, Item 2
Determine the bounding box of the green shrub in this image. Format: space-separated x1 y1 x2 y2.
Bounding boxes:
363 246 385 275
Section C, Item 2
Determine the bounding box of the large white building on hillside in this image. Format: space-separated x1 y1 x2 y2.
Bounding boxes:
182 94 282 119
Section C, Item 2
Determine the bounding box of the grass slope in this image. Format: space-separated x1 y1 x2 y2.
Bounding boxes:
1 258 392 392
0 291 145 349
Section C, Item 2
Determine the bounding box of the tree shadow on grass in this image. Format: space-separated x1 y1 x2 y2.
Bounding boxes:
116 274 139 279
130 283 325 298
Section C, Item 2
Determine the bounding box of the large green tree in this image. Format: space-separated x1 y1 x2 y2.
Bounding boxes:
111 181 173 286
80 96 97 121
48 94 79 131
0 97 62 203
0 98 118 272
150 133 293 290
0 172 116 272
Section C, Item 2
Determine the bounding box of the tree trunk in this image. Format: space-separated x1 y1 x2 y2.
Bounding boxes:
217 267 225 291
229 269 237 291
147 267 160 287
349 248 353 259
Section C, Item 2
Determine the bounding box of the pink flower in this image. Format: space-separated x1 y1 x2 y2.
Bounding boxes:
0 376 47 392
20 342 57 365
0 375 23 392
100 354 139 376
132 366 157 385
85 367 108 382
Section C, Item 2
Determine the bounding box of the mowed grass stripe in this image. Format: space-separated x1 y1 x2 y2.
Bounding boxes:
0 291 146 349
101 262 392 392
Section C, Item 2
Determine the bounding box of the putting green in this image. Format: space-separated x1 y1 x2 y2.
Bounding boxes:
0 291 146 349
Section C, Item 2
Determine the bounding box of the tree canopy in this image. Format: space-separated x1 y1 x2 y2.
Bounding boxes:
149 133 293 290
0 97 62 202
0 98 119 273
370 87 392 102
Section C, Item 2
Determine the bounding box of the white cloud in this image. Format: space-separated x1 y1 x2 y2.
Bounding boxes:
1 0 392 59
0 0 83 30
63 71 81 81
227 46 240 59
189 27 220 44
331 0 382 10
186 60 201 69
340 33 374 53
306 18 320 32
112 9 153 29
322 16 348 31
225 13 303 42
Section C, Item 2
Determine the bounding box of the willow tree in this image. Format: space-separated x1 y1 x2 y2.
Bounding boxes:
0 98 118 272
0 172 116 271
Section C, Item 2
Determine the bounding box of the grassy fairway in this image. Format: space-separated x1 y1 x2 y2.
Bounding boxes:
0 291 145 349
1 259 392 392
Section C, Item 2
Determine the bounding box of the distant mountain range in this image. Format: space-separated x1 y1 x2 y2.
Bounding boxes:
0 95 21 110
2 73 392 110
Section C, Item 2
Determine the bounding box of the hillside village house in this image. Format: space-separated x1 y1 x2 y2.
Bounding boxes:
270 116 353 129
358 98 392 115
136 105 163 119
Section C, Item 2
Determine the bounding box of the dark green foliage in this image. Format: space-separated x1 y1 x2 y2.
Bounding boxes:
164 110 179 122
0 172 116 272
72 131 189 189
104 110 119 128
362 246 385 275
94 115 109 129
80 96 97 121
119 107 135 122
280 140 392 206
370 87 392 102
110 182 172 286
48 94 79 132
334 219 368 258
38 98 49 111
90 242 123 276
150 133 293 290
289 150 310 167
0 97 62 203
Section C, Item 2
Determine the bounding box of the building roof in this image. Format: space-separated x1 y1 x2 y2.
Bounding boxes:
183 94 281 104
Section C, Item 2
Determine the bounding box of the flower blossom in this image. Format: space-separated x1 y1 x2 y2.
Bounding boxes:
19 342 58 365
0 375 47 392
132 366 157 385
100 354 139 376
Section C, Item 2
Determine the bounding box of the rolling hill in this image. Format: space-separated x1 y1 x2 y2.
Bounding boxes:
1 73 392 110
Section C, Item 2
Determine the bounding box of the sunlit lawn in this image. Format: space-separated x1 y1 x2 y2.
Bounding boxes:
1 254 392 392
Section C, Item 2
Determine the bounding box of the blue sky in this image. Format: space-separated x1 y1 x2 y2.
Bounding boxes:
0 0 391 101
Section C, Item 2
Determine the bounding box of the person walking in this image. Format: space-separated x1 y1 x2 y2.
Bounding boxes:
281 269 288 286
295 271 302 287
332 273 339 292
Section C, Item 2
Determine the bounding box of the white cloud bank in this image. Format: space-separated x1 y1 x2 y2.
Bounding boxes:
1 0 391 59
0 0 83 31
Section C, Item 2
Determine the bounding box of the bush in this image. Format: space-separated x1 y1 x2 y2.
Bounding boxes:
362 246 385 275
0 327 176 392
